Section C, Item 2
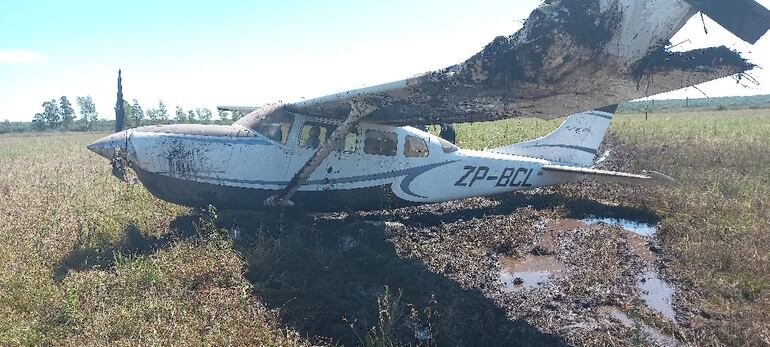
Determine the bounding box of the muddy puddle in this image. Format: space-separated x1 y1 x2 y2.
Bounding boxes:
581 216 658 237
499 255 565 292
638 268 677 323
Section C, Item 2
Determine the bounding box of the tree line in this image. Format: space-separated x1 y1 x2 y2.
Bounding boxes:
2 96 243 134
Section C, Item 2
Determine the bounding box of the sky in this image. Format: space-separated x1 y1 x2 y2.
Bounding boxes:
0 0 768 122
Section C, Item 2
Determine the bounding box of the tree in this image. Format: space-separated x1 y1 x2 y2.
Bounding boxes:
157 100 169 123
41 100 61 128
76 96 98 131
231 110 242 122
131 99 144 126
218 109 230 124
196 108 212 124
187 110 196 123
32 113 47 131
146 107 159 124
59 96 75 130
175 106 187 123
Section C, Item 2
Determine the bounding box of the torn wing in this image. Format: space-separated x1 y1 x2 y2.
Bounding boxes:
253 0 770 126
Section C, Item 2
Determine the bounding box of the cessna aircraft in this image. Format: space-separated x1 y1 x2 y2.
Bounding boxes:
88 0 770 212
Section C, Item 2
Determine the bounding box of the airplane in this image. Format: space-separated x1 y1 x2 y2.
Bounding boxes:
88 0 770 212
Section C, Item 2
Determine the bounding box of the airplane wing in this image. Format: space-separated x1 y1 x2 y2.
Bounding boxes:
241 0 770 126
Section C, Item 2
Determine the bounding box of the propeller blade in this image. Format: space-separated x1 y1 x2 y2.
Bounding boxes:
115 69 125 132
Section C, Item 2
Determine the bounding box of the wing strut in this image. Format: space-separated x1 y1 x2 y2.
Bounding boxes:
265 101 377 207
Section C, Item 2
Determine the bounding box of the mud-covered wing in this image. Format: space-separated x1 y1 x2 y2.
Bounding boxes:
276 0 769 125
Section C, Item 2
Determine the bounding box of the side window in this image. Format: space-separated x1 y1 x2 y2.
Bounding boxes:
300 122 332 149
364 130 397 156
338 131 358 153
404 135 429 157
439 137 459 153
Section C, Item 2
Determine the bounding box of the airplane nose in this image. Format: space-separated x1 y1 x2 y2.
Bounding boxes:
87 132 126 159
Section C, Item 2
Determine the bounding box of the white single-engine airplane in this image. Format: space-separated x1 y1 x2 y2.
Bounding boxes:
89 0 770 212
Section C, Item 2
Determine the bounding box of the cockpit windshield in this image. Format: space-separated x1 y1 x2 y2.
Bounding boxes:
237 109 294 144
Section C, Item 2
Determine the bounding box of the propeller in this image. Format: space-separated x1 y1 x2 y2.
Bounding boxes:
112 69 132 182
115 69 125 132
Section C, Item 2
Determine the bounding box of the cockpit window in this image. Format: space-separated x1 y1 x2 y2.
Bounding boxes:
251 112 293 144
404 135 429 157
364 130 397 156
439 137 459 153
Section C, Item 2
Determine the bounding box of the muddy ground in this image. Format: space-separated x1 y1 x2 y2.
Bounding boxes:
185 142 687 346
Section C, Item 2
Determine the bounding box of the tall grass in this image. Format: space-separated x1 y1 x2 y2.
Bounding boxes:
606 110 770 345
0 133 309 346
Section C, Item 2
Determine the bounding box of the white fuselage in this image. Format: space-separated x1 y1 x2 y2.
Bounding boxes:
90 114 578 211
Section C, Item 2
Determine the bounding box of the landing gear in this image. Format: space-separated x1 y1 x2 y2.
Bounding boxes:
111 146 137 184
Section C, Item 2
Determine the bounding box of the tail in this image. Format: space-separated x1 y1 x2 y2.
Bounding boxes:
490 105 617 167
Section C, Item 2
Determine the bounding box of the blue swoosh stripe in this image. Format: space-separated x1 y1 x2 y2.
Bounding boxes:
186 160 458 199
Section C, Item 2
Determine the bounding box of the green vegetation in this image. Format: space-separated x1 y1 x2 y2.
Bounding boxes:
3 97 242 134
0 134 309 346
618 94 770 114
604 110 770 345
1 108 768 345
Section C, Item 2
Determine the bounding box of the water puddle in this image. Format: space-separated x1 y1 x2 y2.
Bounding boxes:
638 268 677 323
581 217 658 237
599 306 680 346
499 255 565 292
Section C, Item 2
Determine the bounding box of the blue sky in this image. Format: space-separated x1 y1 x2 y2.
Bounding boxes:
1 0 768 122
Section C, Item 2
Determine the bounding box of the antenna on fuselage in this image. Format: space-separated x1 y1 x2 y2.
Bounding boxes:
115 69 125 132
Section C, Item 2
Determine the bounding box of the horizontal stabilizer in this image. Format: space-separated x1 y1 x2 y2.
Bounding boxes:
543 165 676 185
217 105 260 115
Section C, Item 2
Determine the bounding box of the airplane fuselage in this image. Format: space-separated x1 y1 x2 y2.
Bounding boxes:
89 114 578 212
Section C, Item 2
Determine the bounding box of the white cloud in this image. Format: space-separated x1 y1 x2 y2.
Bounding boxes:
0 49 47 64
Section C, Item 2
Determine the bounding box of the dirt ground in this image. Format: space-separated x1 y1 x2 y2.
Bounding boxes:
201 140 689 346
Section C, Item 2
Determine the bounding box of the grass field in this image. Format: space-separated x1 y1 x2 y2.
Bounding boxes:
1 109 769 345
0 134 310 346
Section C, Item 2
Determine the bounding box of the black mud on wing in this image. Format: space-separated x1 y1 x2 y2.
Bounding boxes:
283 0 766 126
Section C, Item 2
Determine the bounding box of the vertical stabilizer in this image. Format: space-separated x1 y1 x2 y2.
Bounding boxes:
489 105 617 167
